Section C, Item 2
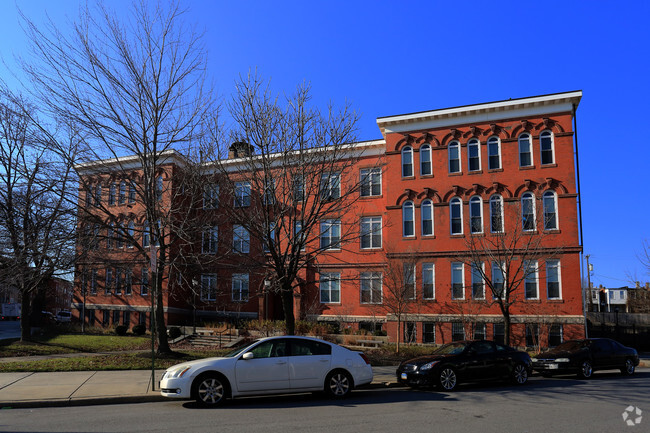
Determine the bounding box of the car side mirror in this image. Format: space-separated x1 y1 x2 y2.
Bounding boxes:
242 352 254 360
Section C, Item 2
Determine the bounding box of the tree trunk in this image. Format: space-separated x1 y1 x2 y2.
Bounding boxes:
281 284 295 335
504 311 512 346
396 317 401 353
20 292 32 342
154 270 172 354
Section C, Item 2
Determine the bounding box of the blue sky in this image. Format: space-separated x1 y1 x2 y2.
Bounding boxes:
1 0 649 287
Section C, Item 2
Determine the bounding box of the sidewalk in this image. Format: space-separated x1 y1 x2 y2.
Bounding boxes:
0 366 400 409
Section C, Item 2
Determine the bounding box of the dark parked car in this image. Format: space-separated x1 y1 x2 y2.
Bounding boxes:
531 338 639 379
396 340 532 391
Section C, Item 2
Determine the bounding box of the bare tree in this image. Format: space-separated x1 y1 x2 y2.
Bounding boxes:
0 89 78 341
452 194 563 345
19 0 215 353
206 73 368 335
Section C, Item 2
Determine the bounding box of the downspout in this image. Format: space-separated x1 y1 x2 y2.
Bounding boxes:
573 102 588 337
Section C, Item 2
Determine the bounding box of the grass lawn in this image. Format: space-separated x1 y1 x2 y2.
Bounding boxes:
0 334 151 357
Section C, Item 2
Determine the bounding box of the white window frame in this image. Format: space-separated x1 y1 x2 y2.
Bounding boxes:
519 133 533 167
119 181 127 205
522 192 536 231
421 199 434 236
546 260 562 299
469 196 483 234
109 183 116 205
320 172 341 201
467 138 481 172
404 263 416 299
360 272 382 304
140 268 149 296
233 224 250 254
402 201 415 237
401 146 414 177
420 144 432 176
524 260 539 300
128 180 136 204
448 141 461 173
492 262 505 299
360 167 382 197
422 263 435 300
450 197 463 235
320 272 340 304
451 262 464 300
360 216 382 249
489 194 504 233
203 184 219 209
540 130 555 165
320 219 341 250
201 274 217 301
234 182 251 207
543 190 558 230
232 273 249 302
471 263 485 300
202 226 218 254
487 136 501 170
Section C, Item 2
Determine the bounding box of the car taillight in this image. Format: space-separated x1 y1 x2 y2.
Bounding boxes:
359 353 371 365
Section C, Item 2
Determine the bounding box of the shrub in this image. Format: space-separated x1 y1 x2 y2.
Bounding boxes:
168 326 182 339
115 325 128 336
132 324 146 335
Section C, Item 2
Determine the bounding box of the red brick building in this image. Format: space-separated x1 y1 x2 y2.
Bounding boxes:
74 91 584 347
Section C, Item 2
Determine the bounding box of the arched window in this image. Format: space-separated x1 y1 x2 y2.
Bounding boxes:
128 180 136 204
469 196 483 234
142 221 150 248
450 197 463 235
521 192 536 231
543 191 558 230
127 221 135 248
487 136 501 170
94 185 102 207
448 141 461 173
156 176 163 201
519 133 533 167
403 201 415 237
421 199 434 236
401 146 413 177
109 183 116 205
119 181 127 205
489 195 504 233
86 186 93 207
540 131 554 165
420 144 432 176
468 139 480 172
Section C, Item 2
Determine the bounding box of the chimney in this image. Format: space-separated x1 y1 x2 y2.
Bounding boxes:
228 141 254 159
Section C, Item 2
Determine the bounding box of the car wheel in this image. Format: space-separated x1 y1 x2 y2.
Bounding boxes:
621 359 636 376
438 367 457 391
577 360 593 379
193 374 228 407
325 371 352 398
511 363 528 385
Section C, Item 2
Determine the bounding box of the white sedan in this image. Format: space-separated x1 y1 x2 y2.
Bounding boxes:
160 335 374 407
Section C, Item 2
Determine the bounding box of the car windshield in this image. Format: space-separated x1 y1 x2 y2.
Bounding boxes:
553 340 587 351
433 342 468 355
223 339 261 358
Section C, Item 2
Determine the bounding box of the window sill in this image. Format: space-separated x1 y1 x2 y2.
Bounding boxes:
420 174 434 179
548 299 564 303
488 168 504 173
544 229 562 234
541 163 558 168
401 176 415 180
468 170 483 175
402 236 417 241
448 172 463 176
359 195 383 199
421 235 436 239
519 165 536 170
524 299 541 303
359 248 383 252
450 234 465 238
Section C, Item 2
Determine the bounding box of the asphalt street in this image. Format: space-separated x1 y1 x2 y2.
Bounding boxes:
1 369 648 433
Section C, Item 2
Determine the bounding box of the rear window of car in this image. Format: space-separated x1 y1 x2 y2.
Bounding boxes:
290 339 332 356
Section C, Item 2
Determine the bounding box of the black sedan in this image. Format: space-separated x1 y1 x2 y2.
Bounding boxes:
396 340 532 391
531 338 639 379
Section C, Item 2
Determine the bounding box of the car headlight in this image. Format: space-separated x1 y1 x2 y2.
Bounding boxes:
420 361 439 371
555 358 570 363
166 366 191 379
531 358 538 362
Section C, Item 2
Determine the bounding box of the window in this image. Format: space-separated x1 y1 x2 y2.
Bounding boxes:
119 181 127 205
234 182 251 207
115 223 124 249
292 176 305 202
112 310 120 325
140 268 149 296
360 272 382 304
320 172 340 201
203 184 219 209
404 263 416 299
402 201 415 237
452 322 465 341
115 268 123 295
263 179 276 205
320 219 341 250
102 310 110 327
156 176 163 201
142 221 150 248
95 185 102 207
487 136 501 170
489 195 504 233
360 167 381 197
124 269 132 295
451 262 464 299
540 131 554 165
202 226 218 254
232 273 249 302
109 183 116 205
138 312 146 325
546 260 561 299
450 197 463 235
421 200 434 236
233 225 250 253
263 222 276 252
492 262 505 299
127 221 135 248
423 322 436 344
524 260 538 299
401 146 413 177
420 144 432 176
128 180 136 204
404 322 417 343
448 141 460 173
469 196 483 234
201 274 217 301
519 133 533 167
543 191 558 230
468 138 481 171
295 221 306 251
361 217 382 249
90 269 97 295
493 323 505 345
471 263 484 299
521 192 536 231
105 268 113 295
422 263 435 299
86 186 93 207
107 223 114 249
549 324 563 347
123 311 130 327
526 324 539 347
320 273 340 303
473 323 486 340
290 339 332 356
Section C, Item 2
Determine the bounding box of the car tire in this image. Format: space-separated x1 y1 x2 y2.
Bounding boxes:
192 373 229 407
438 367 458 391
577 360 593 379
621 358 636 376
325 370 352 398
511 363 528 385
